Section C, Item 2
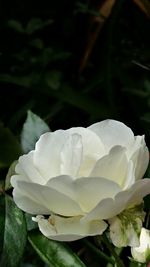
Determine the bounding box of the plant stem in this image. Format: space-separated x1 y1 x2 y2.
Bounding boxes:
82 239 115 265
102 234 125 267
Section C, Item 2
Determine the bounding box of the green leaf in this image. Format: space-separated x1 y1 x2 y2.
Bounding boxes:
30 39 44 49
28 230 86 267
26 18 53 35
0 74 33 88
25 213 37 231
7 20 24 33
0 195 27 267
0 195 5 255
0 125 21 169
0 181 5 194
5 161 18 191
45 71 62 90
129 260 145 267
21 110 50 153
49 84 110 119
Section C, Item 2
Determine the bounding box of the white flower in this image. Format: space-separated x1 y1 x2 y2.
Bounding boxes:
11 120 150 242
131 227 150 263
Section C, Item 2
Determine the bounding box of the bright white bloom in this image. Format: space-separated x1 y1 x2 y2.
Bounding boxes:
11 120 150 242
131 227 150 263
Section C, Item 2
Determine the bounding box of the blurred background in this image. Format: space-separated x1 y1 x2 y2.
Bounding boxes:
0 0 150 139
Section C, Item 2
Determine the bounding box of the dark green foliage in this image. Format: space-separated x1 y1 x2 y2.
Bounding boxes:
0 195 27 267
0 0 150 137
21 110 50 153
0 125 21 168
28 230 86 267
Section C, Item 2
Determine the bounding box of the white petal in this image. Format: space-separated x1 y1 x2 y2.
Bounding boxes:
46 175 75 200
127 135 146 157
130 137 149 180
11 174 29 188
109 216 142 248
13 151 46 184
67 127 105 177
125 178 150 207
81 197 121 223
12 188 50 214
33 131 67 181
75 177 121 212
131 228 150 263
88 120 134 152
34 127 105 180
12 179 83 216
122 160 135 190
48 176 121 212
82 179 150 222
90 146 128 188
60 133 83 177
109 204 145 247
33 215 107 241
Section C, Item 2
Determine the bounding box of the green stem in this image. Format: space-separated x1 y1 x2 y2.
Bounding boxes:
82 239 115 265
102 234 125 267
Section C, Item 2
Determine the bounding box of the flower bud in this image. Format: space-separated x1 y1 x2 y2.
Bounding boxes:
131 228 150 263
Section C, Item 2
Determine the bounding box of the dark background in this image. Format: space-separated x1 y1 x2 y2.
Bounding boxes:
0 0 150 142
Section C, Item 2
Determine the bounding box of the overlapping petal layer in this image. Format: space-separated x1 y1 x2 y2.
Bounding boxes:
82 179 150 222
88 120 134 151
11 178 83 216
33 215 107 241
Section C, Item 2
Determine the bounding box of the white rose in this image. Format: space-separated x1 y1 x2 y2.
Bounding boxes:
11 120 150 241
131 227 150 263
